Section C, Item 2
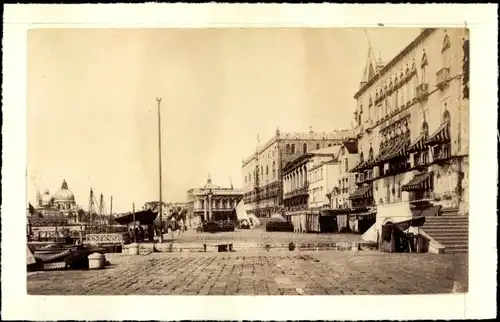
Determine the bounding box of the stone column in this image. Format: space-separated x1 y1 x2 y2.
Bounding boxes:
203 196 208 221
208 194 212 221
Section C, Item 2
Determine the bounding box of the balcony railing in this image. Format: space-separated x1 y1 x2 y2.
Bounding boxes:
415 83 429 100
436 67 450 90
283 183 309 199
433 143 451 162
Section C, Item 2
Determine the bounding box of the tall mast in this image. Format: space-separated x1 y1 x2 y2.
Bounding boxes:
157 97 164 243
99 193 104 226
88 187 95 224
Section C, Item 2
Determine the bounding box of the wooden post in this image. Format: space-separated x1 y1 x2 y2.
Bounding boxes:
133 203 136 243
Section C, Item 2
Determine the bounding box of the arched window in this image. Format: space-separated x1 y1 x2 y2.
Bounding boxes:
421 49 428 83
328 143 332 147
442 33 451 68
345 159 349 172
443 109 451 123
286 144 290 154
394 75 399 109
359 151 364 163
272 161 276 178
261 166 263 177
369 95 373 107
405 64 412 101
422 121 429 134
369 147 374 159
291 144 296 154
400 69 406 105
266 166 269 175
303 143 307 153
316 143 320 150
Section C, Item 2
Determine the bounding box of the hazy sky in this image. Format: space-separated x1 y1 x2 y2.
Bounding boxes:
27 28 420 212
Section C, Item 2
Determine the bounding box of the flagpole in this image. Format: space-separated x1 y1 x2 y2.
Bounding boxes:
157 97 164 243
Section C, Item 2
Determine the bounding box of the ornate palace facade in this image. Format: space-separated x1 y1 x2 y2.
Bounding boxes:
242 127 353 217
350 28 469 228
186 174 243 225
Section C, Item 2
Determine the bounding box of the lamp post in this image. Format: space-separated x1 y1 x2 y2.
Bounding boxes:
157 97 164 243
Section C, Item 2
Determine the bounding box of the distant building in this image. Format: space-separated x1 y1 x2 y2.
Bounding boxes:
332 139 359 210
282 146 340 232
186 174 243 227
242 126 354 218
33 179 81 223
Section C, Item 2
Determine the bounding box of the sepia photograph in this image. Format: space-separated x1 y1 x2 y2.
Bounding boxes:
2 3 497 321
26 26 470 296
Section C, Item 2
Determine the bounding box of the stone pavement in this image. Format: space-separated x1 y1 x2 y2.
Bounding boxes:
27 251 468 295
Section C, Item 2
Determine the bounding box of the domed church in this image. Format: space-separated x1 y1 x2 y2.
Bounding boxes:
35 179 78 217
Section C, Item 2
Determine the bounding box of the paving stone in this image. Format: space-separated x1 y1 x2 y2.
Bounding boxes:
28 251 468 295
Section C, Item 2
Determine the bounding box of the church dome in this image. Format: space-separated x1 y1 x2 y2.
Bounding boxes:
53 179 75 203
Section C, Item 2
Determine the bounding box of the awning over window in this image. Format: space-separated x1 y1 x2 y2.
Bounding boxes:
350 156 374 173
372 133 410 166
348 185 373 200
411 205 441 217
425 121 450 146
379 133 411 163
407 133 428 153
401 171 434 191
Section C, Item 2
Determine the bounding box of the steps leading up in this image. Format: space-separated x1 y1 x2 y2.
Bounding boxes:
423 215 468 253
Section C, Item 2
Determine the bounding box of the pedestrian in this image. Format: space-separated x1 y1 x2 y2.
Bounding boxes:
138 226 145 242
134 227 139 242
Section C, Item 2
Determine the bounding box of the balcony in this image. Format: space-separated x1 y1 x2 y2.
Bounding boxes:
436 67 450 90
283 183 309 199
415 83 429 100
433 143 451 163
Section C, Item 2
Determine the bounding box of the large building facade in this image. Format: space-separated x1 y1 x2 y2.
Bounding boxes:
242 127 353 217
282 147 340 232
350 28 469 229
186 174 243 226
331 139 359 210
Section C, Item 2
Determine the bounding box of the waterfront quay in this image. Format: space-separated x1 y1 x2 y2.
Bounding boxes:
28 250 468 296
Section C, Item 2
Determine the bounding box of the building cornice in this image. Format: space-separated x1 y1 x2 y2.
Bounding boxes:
354 28 436 99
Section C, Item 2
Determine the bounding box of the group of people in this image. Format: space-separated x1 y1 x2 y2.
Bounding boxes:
125 225 154 243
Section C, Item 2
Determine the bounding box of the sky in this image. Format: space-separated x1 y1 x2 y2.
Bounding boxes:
27 27 420 213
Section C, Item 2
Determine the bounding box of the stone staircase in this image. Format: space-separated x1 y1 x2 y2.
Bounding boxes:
422 215 469 253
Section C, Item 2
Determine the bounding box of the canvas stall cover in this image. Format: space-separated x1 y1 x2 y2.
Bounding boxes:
235 200 250 221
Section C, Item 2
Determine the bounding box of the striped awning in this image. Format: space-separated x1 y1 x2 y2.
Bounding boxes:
425 121 450 146
407 133 428 153
411 205 441 217
373 134 410 165
401 171 434 191
350 156 374 173
348 185 373 200
383 134 410 162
